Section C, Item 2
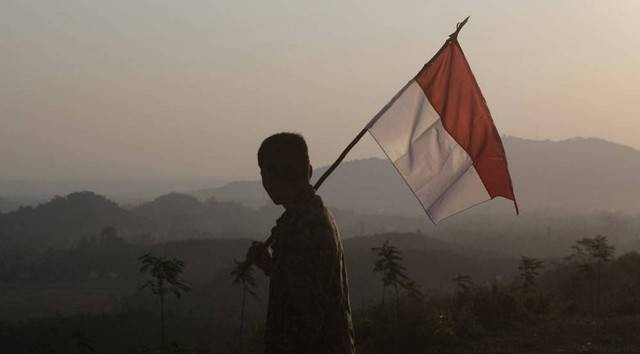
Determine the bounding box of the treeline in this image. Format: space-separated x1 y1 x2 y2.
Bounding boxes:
2 232 640 353
355 235 640 353
0 230 514 322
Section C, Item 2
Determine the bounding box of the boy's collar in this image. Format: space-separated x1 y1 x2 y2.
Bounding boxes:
283 183 316 211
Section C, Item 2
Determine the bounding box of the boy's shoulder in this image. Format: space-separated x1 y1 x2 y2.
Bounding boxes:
296 194 334 229
282 194 338 248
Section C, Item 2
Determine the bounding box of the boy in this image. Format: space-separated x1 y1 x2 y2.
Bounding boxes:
247 132 355 354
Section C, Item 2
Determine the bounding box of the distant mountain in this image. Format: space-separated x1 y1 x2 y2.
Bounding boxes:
506 137 640 213
6 134 640 254
193 136 640 215
131 192 276 241
129 192 435 242
0 178 229 208
0 192 140 249
0 191 274 249
197 181 267 209
0 190 438 250
193 157 421 214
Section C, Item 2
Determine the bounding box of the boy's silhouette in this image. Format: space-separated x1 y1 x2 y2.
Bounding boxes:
247 132 355 354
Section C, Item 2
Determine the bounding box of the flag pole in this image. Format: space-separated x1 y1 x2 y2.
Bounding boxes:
450 16 469 40
313 128 368 191
419 16 469 73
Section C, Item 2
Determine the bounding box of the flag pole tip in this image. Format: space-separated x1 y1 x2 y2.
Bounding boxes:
449 16 470 40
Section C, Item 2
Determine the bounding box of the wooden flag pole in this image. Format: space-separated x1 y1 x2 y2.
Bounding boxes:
312 127 369 191
450 16 469 40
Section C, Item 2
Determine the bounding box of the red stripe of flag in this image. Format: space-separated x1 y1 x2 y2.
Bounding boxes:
415 40 518 211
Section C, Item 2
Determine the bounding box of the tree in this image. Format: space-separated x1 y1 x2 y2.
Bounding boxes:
566 235 615 314
138 253 191 351
452 274 474 308
373 240 406 306
518 256 545 292
372 240 423 354
401 279 424 302
231 259 258 354
452 274 473 293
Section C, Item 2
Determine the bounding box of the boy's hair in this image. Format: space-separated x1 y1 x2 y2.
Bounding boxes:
258 132 310 182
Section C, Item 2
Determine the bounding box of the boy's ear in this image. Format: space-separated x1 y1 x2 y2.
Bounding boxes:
308 164 313 180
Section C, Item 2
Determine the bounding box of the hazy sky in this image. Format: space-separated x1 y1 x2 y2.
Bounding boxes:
2 1 639 180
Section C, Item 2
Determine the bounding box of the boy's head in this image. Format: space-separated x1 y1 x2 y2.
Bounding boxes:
258 132 313 205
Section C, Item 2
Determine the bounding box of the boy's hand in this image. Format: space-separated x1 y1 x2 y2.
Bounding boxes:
246 241 271 272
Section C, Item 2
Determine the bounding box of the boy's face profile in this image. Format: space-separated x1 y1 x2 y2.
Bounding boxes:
259 158 294 205
259 156 312 206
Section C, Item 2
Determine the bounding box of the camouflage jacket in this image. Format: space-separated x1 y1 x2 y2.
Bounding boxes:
263 191 355 354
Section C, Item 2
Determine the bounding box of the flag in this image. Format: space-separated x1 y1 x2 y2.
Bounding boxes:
366 34 517 223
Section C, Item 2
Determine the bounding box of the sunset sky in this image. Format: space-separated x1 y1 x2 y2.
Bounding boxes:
2 1 639 180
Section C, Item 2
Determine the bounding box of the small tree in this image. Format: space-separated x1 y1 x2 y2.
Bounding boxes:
452 274 474 308
567 235 615 314
518 256 544 292
401 279 425 302
452 274 473 293
372 240 422 354
138 253 191 350
373 241 406 306
231 260 258 354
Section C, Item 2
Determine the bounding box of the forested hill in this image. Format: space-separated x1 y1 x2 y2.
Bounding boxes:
195 136 640 215
0 192 270 250
0 192 138 249
0 191 433 250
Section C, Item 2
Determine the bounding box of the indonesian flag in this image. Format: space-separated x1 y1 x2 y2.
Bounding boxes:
366 36 517 223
